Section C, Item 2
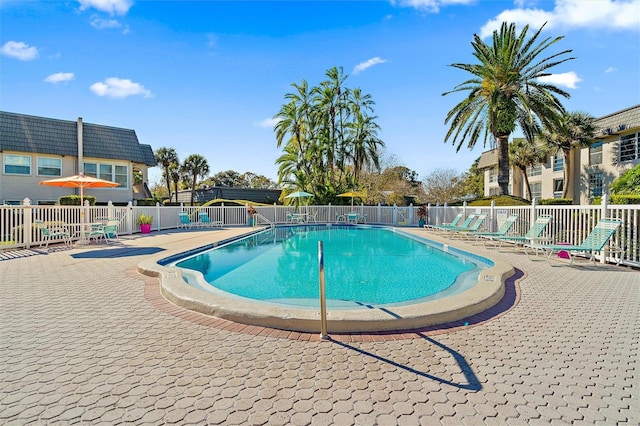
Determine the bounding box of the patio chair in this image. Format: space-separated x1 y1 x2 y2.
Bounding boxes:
35 220 71 249
424 212 463 230
178 212 193 229
427 213 476 232
199 211 223 228
487 214 553 249
467 214 519 242
525 218 623 265
100 219 122 244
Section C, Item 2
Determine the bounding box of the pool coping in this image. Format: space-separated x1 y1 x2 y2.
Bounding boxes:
138 226 515 333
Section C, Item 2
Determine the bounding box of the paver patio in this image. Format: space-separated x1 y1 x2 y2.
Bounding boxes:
1 227 638 425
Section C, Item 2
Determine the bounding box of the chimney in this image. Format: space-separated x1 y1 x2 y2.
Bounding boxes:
77 117 83 174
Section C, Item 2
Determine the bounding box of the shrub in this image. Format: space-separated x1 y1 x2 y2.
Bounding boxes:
467 195 530 206
136 198 159 206
59 195 96 206
136 213 153 225
539 198 573 205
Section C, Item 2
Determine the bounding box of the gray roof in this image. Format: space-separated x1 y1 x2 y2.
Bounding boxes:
0 111 156 166
477 149 498 169
593 104 640 137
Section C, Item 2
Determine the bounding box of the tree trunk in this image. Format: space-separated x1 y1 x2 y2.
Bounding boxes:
522 169 532 201
562 149 571 199
497 135 510 195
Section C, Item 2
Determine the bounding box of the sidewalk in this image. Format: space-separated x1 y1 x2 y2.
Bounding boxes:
1 227 638 424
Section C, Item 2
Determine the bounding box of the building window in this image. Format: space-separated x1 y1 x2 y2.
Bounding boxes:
37 157 62 177
3 154 31 175
553 179 564 198
114 165 128 187
488 168 498 183
530 182 542 200
590 141 603 165
84 162 128 188
84 163 98 178
99 164 113 182
553 152 564 172
619 132 639 162
527 164 542 177
589 172 604 198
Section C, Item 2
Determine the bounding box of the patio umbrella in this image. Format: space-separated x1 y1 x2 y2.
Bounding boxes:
284 190 313 207
40 173 120 207
337 191 365 207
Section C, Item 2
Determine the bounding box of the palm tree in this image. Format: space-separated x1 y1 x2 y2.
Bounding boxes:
181 154 210 205
443 22 573 195
539 111 595 198
168 162 181 203
154 147 178 201
509 138 548 201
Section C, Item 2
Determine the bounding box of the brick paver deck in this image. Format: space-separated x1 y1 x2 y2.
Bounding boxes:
1 227 638 424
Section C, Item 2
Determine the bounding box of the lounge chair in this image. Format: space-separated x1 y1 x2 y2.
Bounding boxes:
198 211 223 228
424 212 463 230
469 214 519 242
35 220 71 249
451 213 488 238
178 212 193 229
487 214 553 249
427 213 477 232
525 218 623 265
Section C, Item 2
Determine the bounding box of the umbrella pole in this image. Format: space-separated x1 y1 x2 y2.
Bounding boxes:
77 186 89 245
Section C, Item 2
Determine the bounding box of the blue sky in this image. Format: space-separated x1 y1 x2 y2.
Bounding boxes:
2 0 639 186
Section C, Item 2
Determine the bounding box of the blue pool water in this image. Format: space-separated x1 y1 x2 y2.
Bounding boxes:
173 225 492 308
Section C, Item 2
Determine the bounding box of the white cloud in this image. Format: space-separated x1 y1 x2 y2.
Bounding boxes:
604 66 617 73
78 0 132 15
537 71 582 89
0 41 38 60
256 117 281 128
44 72 75 84
353 57 388 75
90 15 122 29
90 77 152 98
480 0 640 38
391 0 475 13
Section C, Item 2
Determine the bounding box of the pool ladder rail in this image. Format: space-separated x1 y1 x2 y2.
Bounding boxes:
254 213 275 229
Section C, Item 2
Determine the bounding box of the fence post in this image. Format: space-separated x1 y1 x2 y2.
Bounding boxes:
155 202 161 231
490 200 496 231
409 203 414 226
600 194 609 264
392 204 398 225
23 198 32 249
531 197 538 223
126 202 133 235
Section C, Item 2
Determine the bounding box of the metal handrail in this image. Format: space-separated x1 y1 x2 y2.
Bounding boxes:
254 213 274 229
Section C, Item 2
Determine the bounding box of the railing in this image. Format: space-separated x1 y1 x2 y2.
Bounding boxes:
1 197 638 267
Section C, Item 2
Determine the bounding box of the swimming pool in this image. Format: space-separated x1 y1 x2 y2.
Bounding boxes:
146 225 514 333
173 225 491 308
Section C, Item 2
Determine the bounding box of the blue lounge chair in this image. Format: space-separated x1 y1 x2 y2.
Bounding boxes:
198 211 223 228
178 212 193 229
35 220 71 249
451 213 488 238
525 218 623 265
428 213 477 232
469 214 519 242
489 214 553 249
424 212 463 230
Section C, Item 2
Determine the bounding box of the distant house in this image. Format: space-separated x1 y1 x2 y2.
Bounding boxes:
477 104 640 203
0 111 156 205
177 186 283 205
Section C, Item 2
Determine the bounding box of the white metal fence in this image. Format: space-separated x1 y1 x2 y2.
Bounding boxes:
1 197 638 267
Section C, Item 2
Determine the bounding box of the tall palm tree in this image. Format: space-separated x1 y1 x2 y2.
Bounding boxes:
540 111 595 198
154 147 178 201
168 162 181 203
443 22 573 195
181 154 210 205
509 137 548 201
